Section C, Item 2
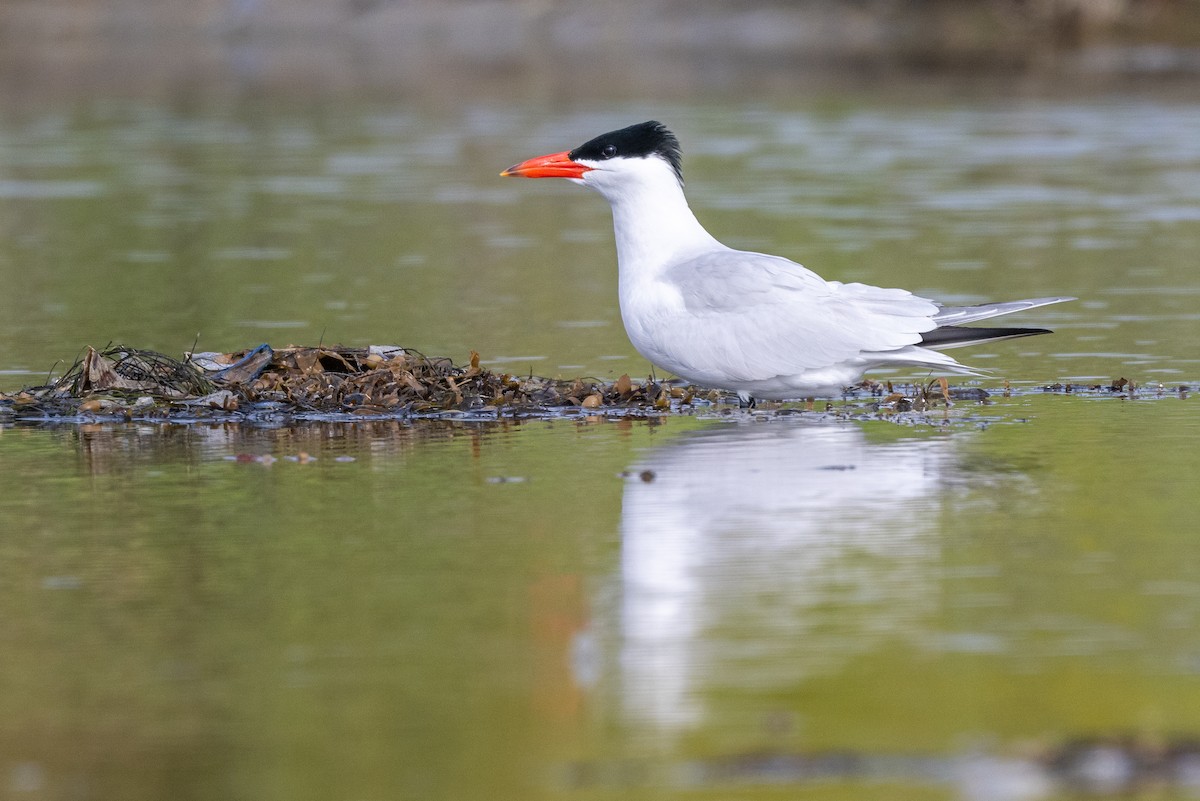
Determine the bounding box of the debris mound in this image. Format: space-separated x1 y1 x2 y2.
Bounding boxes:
1 344 695 422
64 344 215 398
6 343 1160 425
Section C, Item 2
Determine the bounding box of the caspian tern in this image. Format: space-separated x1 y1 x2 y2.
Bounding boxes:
501 120 1074 400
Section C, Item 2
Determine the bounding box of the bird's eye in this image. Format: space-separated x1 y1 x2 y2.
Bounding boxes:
601 144 617 159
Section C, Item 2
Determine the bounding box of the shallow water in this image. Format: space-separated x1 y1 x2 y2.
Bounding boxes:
2 95 1199 388
2 393 1199 800
2 78 1200 800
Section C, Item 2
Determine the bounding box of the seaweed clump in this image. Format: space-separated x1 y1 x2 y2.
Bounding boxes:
0 344 696 422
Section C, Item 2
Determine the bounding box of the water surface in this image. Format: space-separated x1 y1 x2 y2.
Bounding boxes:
3 95 1198 388
2 82 1199 801
2 392 1199 799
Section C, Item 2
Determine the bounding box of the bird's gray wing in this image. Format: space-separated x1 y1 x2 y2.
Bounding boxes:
655 250 939 382
933 296 1075 325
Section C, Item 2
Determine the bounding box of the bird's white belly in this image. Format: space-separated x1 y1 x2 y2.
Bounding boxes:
618 280 864 398
619 280 692 370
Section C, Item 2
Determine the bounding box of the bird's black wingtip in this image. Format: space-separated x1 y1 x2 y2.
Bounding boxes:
921 325 1054 349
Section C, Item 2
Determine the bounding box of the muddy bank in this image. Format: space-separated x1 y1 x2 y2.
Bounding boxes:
3 0 1200 107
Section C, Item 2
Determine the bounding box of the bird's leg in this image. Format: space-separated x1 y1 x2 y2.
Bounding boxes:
737 391 756 409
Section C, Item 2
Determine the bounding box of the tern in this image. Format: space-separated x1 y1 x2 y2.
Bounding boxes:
501 120 1074 401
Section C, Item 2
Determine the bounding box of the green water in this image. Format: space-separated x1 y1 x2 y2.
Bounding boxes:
2 395 1198 800
4 97 1199 388
2 83 1200 800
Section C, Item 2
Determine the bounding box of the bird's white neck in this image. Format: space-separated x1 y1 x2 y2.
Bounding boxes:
581 158 724 282
611 185 722 280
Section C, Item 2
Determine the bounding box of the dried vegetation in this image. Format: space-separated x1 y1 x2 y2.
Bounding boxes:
0 344 700 422
0 344 1182 425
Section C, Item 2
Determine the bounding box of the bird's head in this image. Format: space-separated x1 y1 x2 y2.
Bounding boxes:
501 120 683 201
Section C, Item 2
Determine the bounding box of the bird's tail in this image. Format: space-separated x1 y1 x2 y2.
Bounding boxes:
922 295 1074 351
932 296 1075 326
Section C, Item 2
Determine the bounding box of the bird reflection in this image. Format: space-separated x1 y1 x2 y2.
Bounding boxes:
611 419 956 732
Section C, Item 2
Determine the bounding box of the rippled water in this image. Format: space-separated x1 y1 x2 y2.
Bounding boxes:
2 96 1199 388
2 85 1199 800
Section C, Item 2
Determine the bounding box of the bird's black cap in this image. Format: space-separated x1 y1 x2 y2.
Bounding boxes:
569 121 683 183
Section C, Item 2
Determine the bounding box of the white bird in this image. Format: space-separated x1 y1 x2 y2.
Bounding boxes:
501 120 1074 401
